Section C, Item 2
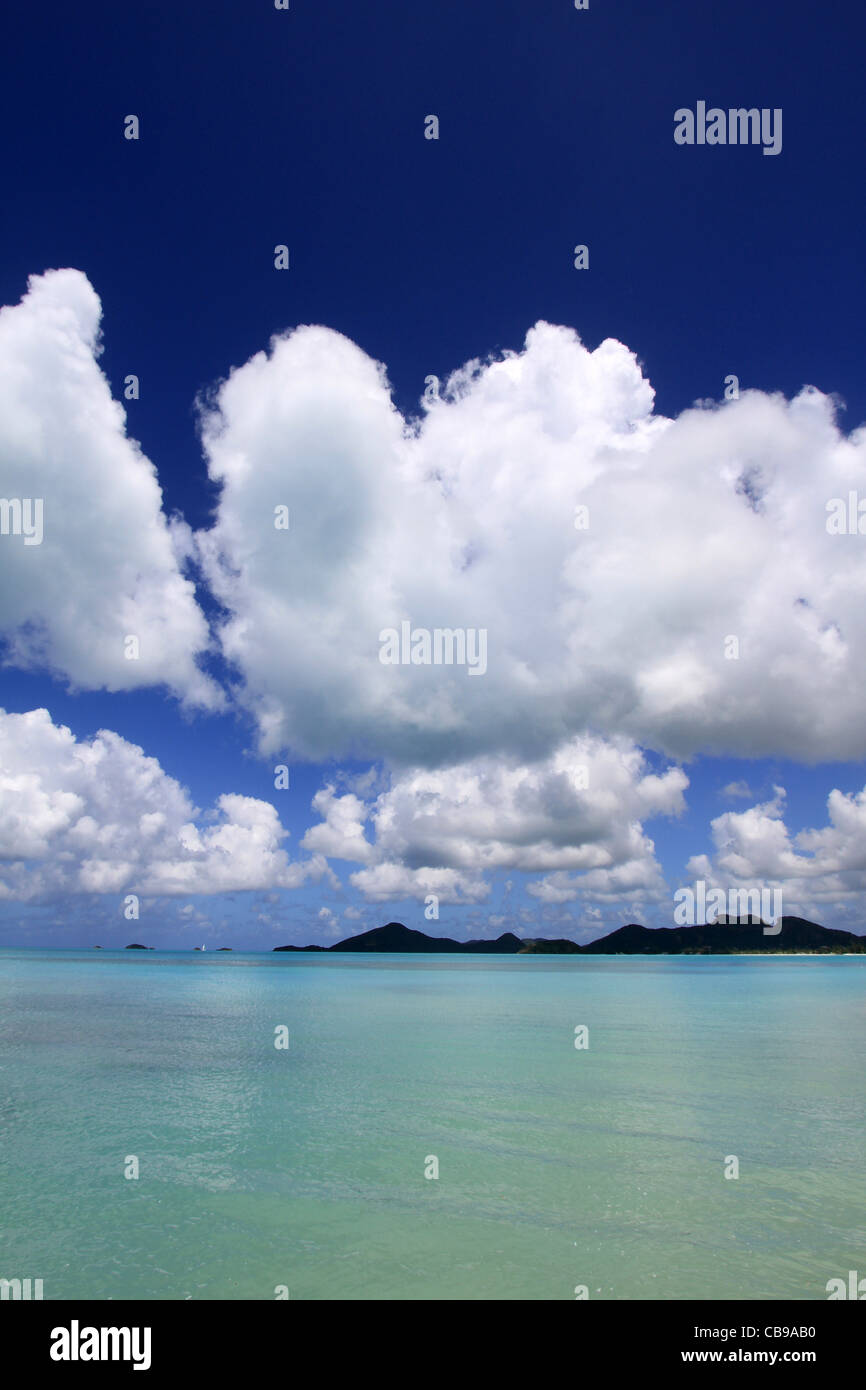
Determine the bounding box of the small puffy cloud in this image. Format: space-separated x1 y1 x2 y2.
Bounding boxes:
721 780 754 799
350 862 489 905
316 905 342 938
302 787 375 863
0 708 332 900
526 858 668 906
0 270 217 707
302 735 687 905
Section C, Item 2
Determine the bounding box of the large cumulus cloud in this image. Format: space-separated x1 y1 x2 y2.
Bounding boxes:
195 316 866 766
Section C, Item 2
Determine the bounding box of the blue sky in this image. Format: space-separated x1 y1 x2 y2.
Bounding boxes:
1 0 865 947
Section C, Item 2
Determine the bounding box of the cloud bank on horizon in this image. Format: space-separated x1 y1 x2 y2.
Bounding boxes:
0 709 333 901
1 268 865 928
1 706 864 931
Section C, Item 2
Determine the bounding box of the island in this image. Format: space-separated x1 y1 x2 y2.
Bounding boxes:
273 917 866 955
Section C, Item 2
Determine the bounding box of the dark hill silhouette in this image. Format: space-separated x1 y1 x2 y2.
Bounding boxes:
274 916 865 954
580 916 862 953
339 922 460 953
275 922 526 953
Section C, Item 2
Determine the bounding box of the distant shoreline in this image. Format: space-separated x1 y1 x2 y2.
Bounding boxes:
270 917 866 956
3 945 866 957
4 915 865 955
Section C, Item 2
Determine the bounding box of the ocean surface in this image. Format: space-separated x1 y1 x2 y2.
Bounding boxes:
0 949 863 1301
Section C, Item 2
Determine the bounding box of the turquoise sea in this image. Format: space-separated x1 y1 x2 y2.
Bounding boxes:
0 949 863 1301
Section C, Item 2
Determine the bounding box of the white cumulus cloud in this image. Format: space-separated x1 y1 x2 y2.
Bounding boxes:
686 784 866 930
195 316 866 766
0 708 332 900
302 735 687 905
0 269 217 707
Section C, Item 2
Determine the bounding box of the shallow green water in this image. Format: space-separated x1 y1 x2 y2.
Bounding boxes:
0 950 863 1300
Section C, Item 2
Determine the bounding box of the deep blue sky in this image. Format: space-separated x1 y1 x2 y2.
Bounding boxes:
1 0 865 946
